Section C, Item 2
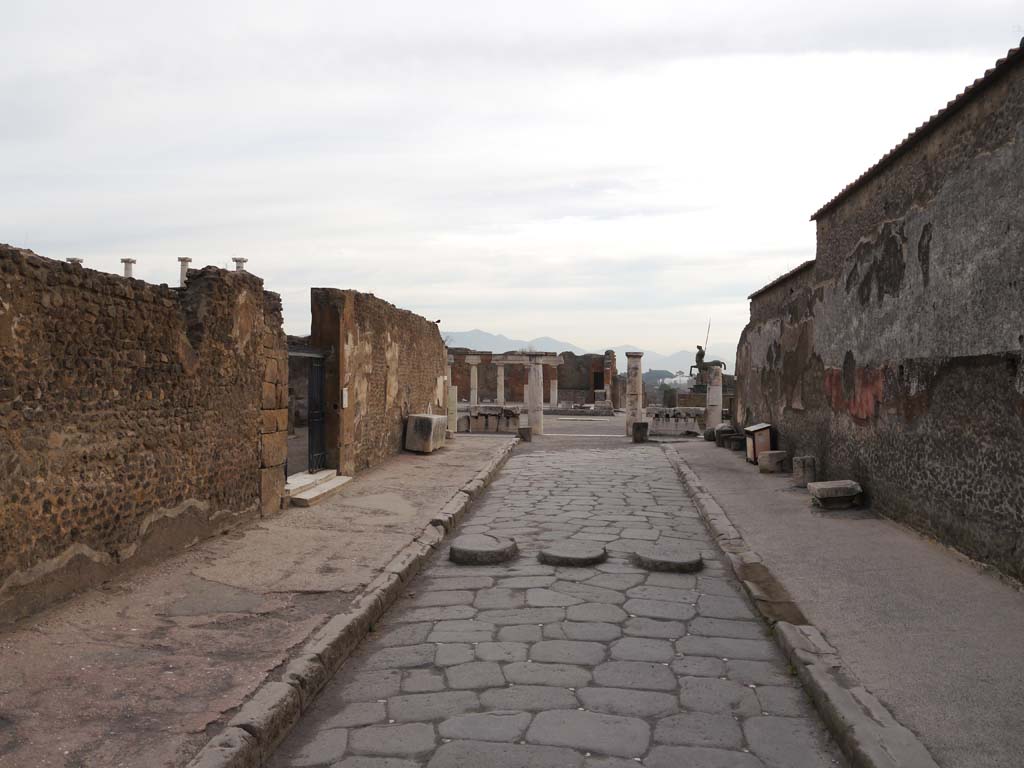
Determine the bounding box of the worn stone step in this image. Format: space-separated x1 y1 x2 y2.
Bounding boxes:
289 475 353 507
285 469 338 497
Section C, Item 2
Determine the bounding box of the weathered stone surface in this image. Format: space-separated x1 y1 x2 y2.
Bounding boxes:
624 598 696 621
479 685 579 711
566 603 627 623
577 687 678 717
404 414 447 454
678 677 761 717
609 637 674 662
348 722 436 757
475 641 528 662
526 709 651 758
757 450 787 474
593 661 677 691
538 541 608 567
445 661 505 689
807 480 863 509
654 712 744 748
324 702 387 729
426 739 583 768
438 711 532 742
645 745 765 768
623 617 686 639
742 716 835 768
288 727 349 767
630 543 704 573
363 644 436 670
387 691 479 722
227 681 301 756
526 588 584 607
792 456 816 487
530 640 606 665
504 662 592 687
449 534 519 565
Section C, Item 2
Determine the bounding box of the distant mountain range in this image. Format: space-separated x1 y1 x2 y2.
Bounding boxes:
440 329 734 374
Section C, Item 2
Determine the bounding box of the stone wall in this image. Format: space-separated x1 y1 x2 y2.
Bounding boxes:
734 52 1024 579
311 289 446 475
0 246 287 621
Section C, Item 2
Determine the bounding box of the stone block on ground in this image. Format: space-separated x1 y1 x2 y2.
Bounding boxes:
518 426 532 442
631 421 649 443
630 543 703 573
808 480 863 510
404 414 447 454
449 534 519 565
758 450 787 474
538 541 608 567
792 455 816 487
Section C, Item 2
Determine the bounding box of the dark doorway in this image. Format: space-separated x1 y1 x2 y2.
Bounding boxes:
286 346 328 476
307 357 327 472
593 371 605 392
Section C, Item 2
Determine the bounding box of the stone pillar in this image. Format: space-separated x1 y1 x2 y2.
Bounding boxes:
550 377 558 409
120 258 136 278
177 257 192 287
527 360 544 435
465 355 481 407
232 257 248 271
625 352 644 435
496 364 505 405
447 386 458 433
706 365 723 430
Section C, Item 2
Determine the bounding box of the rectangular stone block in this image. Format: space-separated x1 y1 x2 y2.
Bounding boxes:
404 414 447 453
261 430 288 467
808 480 863 510
260 466 285 516
792 456 816 487
758 450 787 473
260 409 288 434
262 381 278 409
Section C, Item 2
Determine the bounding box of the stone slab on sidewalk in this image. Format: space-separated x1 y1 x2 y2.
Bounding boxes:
672 439 1024 768
0 435 515 768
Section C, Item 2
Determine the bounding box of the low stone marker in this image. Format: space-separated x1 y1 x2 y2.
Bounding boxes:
631 421 649 443
758 450 787 474
537 541 608 567
449 534 519 565
714 424 736 447
630 542 703 573
792 455 816 487
703 427 716 442
725 434 745 451
808 480 863 510
517 426 532 442
404 414 447 454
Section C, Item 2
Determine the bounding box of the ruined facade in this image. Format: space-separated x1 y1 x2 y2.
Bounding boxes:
735 43 1024 579
311 289 446 475
0 246 287 620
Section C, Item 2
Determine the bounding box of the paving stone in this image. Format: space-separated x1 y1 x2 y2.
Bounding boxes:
425 576 495 590
434 644 475 666
449 534 519 565
566 603 628 623
497 624 543 642
339 669 402 702
475 641 528 662
554 567 600 581
387 691 480 722
429 629 492 643
446 661 505 689
530 640 607 665
626 585 698 603
754 685 811 716
434 619 496 632
348 722 436 757
526 709 650 758
437 710 532 742
743 716 835 768
671 657 726 678
676 636 779 662
551 581 626 605
426 739 584 768
526 588 584 607
725 660 795 687
594 563 646 575
408 590 475 607
335 758 423 768
577 687 678 717
552 621 622 642
324 701 387 729
654 712 744 748
593 661 677 691
537 541 608 566
623 617 685 639
584 572 646 590
630 542 703 573
402 669 446 693
623 598 696 621
689 617 766 640
696 577 742 597
645 572 698 589
678 677 761 717
584 758 641 768
620 528 660 540
609 637 674 662
394 605 477 623
697 595 756 620
474 588 526 609
478 607 566 625
370 623 433 648
363 644 436 670
288 727 349 766
497 576 557 588
504 662 592 687
479 685 579 711
645 745 766 768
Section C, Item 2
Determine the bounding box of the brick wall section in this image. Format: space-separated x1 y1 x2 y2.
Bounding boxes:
734 54 1024 579
0 246 287 621
311 289 446 475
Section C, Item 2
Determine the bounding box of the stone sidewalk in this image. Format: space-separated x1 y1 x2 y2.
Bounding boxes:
0 435 515 768
672 439 1024 768
269 439 844 767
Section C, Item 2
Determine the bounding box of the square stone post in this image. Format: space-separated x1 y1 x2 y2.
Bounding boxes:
465 354 481 407
496 364 505 405
550 377 558 409
626 351 644 435
706 365 723 430
527 359 544 435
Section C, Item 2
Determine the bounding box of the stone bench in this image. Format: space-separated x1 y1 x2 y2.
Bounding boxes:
808 480 863 510
405 414 447 453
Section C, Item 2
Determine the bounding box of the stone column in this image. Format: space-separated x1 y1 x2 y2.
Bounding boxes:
550 377 558 409
626 351 644 435
120 258 136 278
177 257 192 287
465 355 481 407
232 257 248 271
527 360 544 435
706 365 723 430
496 364 505 405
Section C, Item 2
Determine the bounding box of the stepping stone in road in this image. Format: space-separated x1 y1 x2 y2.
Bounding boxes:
449 534 518 565
629 542 703 573
537 541 608 567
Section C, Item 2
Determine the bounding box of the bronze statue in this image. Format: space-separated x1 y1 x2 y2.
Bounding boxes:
689 345 727 375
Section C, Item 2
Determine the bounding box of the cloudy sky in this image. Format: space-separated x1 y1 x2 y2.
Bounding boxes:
2 2 1020 358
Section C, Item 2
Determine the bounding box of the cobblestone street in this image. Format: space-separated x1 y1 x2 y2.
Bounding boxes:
270 433 843 767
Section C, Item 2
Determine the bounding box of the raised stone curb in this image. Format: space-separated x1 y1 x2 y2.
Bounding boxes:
661 444 939 768
185 438 519 768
